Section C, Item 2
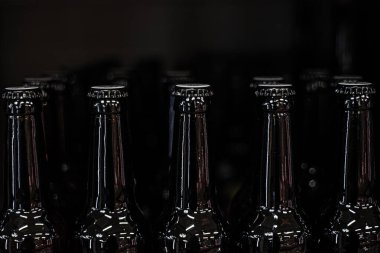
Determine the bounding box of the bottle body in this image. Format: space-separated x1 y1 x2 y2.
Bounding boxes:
242 84 309 253
0 87 58 252
324 82 380 252
162 84 224 253
77 86 141 252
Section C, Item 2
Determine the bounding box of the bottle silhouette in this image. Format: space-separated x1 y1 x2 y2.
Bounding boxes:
324 81 380 252
0 86 58 252
161 84 224 253
228 76 286 246
242 83 309 253
77 85 142 252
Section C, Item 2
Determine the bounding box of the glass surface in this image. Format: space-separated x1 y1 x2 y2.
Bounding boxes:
161 85 224 253
0 87 58 252
242 84 309 252
77 87 141 252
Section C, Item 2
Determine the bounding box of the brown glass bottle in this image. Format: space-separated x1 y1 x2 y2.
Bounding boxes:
324 82 380 252
77 85 142 252
242 83 309 252
161 84 224 253
0 86 58 252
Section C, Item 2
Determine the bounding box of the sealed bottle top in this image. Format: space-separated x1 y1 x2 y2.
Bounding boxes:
172 83 213 97
2 86 42 100
87 85 128 99
336 81 375 93
2 86 43 115
255 82 295 97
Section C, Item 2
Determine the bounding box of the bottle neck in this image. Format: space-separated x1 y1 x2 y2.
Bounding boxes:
340 101 375 205
258 95 295 210
5 101 45 211
88 100 128 210
173 98 212 211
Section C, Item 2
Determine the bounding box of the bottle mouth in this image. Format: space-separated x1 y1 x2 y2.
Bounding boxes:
338 82 372 86
91 85 126 90
5 86 40 91
175 84 210 88
257 83 292 88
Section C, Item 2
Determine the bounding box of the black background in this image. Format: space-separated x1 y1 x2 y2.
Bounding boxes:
1 0 380 251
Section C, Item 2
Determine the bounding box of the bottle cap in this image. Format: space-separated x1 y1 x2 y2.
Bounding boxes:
88 85 128 99
335 82 376 95
255 83 296 97
2 86 43 100
173 83 213 97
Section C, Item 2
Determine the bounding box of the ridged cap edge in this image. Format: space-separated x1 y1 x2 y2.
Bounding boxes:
173 84 213 97
2 86 43 100
335 82 376 95
87 85 128 99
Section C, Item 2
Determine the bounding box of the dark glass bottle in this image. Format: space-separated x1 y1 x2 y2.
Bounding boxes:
324 82 380 252
229 76 286 243
77 85 141 252
242 83 309 252
161 84 224 253
0 86 58 252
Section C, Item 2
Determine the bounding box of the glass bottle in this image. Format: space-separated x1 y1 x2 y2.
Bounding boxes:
242 83 309 252
229 76 286 243
324 81 380 252
77 85 142 252
161 84 224 253
0 86 58 252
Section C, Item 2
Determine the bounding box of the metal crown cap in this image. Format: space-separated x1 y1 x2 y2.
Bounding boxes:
335 82 376 95
2 86 43 100
88 85 128 99
255 83 296 97
173 83 213 97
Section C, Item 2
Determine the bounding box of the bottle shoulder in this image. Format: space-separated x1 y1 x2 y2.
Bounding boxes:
78 207 140 240
164 208 224 243
0 208 57 249
244 206 309 250
329 202 380 233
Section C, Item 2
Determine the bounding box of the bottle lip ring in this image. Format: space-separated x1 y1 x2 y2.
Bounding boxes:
88 85 128 99
257 83 292 88
337 81 372 86
5 86 40 91
175 83 210 88
90 85 126 90
2 86 42 100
